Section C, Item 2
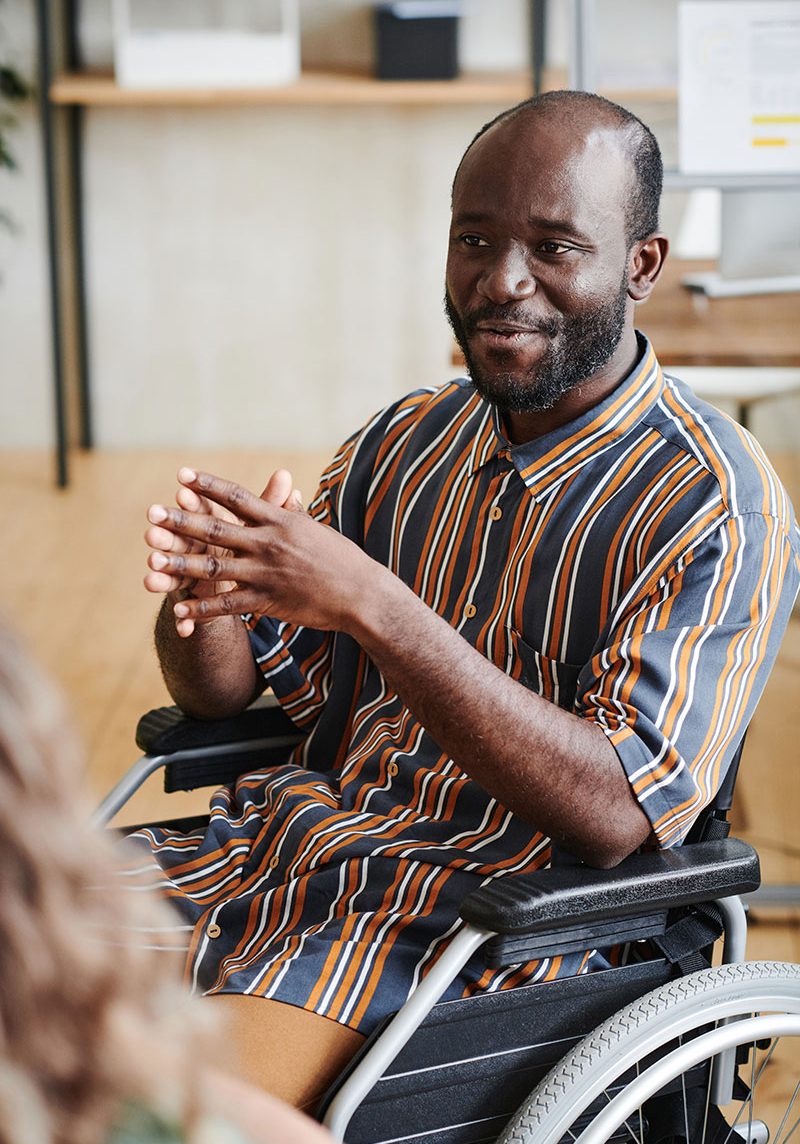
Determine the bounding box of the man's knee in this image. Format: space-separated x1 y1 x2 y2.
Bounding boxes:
205 994 366 1111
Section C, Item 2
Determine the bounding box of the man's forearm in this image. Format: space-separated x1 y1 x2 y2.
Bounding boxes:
349 570 652 868
142 469 653 862
154 594 259 719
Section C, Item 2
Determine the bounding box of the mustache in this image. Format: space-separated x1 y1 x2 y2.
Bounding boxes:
461 304 560 339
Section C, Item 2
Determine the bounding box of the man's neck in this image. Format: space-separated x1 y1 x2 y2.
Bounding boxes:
502 328 642 445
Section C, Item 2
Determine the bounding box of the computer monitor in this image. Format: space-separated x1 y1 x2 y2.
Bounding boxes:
680 188 800 297
677 0 800 296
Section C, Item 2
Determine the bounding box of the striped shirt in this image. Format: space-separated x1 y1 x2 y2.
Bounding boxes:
135 335 799 1034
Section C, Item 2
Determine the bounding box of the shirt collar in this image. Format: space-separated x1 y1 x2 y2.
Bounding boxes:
468 333 664 501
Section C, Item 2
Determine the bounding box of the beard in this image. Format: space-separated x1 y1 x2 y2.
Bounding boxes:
445 277 629 415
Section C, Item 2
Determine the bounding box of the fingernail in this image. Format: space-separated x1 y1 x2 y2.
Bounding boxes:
173 602 190 618
150 552 167 570
178 467 197 484
148 505 167 523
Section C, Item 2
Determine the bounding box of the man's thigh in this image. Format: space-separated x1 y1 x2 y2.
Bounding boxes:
207 995 366 1112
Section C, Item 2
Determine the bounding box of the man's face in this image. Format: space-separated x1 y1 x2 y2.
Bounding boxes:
445 113 636 427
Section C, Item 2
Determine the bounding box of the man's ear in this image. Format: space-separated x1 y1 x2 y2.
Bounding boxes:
627 234 669 302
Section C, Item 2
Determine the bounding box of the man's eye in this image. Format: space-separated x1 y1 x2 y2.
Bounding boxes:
538 241 573 255
461 234 489 247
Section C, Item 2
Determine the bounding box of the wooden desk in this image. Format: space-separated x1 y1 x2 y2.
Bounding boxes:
635 259 800 370
638 260 800 431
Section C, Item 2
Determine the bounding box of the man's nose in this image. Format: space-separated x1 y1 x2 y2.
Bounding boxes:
477 246 536 304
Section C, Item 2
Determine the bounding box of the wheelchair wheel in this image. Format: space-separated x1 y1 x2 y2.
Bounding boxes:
498 961 800 1144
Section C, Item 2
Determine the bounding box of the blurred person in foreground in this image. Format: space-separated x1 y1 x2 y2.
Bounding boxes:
0 623 332 1144
140 91 800 1108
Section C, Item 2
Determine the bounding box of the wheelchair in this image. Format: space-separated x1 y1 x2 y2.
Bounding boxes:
97 696 800 1144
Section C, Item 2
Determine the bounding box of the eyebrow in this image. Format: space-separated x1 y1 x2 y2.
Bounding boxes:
451 210 491 223
528 214 593 242
451 210 594 245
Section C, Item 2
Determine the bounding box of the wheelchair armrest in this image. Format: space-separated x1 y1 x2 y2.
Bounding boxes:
136 693 299 754
135 694 305 794
94 695 306 826
459 838 760 965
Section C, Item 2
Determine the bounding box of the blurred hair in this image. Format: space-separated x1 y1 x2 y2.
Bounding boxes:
0 624 202 1144
454 89 664 247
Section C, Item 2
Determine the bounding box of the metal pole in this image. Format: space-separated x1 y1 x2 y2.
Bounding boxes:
531 0 547 96
65 0 92 448
569 0 596 92
35 0 69 486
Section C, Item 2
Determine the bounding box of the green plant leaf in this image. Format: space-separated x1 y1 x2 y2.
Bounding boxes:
0 138 17 170
0 65 32 101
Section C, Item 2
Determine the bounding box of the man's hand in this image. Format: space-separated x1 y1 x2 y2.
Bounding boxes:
144 468 303 637
144 468 384 636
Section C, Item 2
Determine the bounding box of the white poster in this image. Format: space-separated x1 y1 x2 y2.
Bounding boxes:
678 1 800 174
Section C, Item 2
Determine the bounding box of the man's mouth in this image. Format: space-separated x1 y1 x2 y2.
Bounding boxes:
471 321 552 350
477 321 537 333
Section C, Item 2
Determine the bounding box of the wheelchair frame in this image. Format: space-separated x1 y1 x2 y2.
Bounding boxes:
100 696 800 1144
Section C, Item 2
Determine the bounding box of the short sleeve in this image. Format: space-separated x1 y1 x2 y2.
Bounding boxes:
578 511 800 845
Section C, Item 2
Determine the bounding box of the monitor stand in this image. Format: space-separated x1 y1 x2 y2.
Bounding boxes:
681 188 800 298
681 272 800 298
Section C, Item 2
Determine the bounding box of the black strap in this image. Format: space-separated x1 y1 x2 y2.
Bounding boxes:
651 811 731 974
652 900 724 975
700 815 731 842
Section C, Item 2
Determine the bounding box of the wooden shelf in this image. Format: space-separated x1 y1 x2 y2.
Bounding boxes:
49 68 537 107
49 68 680 109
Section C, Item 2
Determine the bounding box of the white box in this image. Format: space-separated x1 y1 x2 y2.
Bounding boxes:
112 0 300 90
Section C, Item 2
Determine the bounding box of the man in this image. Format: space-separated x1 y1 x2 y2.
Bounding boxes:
141 91 799 1110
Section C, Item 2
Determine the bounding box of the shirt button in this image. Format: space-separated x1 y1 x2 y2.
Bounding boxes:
464 603 477 619
206 922 222 939
387 762 399 778
490 506 503 521
268 855 280 870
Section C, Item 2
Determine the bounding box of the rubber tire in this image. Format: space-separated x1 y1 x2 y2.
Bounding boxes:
498 960 800 1144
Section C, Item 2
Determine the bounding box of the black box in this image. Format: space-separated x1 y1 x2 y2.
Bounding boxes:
374 2 462 81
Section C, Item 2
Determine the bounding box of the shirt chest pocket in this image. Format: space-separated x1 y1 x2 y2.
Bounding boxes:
501 626 583 712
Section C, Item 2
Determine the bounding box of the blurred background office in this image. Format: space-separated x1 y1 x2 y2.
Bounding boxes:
0 1 798 917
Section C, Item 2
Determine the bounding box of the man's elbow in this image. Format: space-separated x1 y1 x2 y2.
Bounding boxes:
165 675 262 723
173 694 252 722
568 805 655 870
580 823 656 870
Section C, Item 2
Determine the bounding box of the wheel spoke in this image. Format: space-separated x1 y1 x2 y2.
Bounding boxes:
779 1110 800 1144
701 1071 713 1144
776 1082 800 1144
720 1034 780 1144
636 1059 644 1144
700 1019 719 1144
601 1089 642 1144
679 1034 691 1144
746 1035 757 1144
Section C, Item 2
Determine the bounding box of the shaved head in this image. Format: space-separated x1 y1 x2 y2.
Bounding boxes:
454 90 663 248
